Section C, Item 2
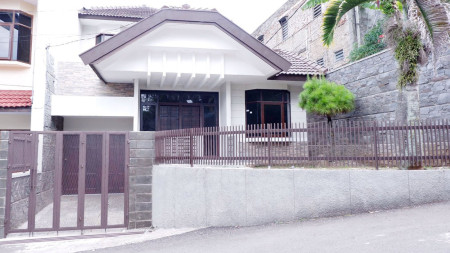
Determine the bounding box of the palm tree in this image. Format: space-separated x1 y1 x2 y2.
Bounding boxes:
303 0 450 169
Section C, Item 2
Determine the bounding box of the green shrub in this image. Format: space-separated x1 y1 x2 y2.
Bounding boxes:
299 76 355 123
349 21 386 62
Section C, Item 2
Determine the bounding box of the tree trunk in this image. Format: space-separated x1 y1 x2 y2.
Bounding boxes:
395 82 421 170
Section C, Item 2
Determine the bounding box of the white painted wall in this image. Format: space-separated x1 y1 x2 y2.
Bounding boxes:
0 0 37 91
51 95 135 117
0 113 31 130
63 117 133 131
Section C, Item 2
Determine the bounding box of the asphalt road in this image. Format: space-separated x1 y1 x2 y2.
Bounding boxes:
85 202 450 253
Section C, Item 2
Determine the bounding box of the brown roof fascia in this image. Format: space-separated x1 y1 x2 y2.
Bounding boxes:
78 13 142 22
79 9 291 72
268 74 308 81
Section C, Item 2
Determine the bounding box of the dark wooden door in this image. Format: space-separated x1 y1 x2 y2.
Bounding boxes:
159 106 179 131
62 135 80 195
181 106 200 129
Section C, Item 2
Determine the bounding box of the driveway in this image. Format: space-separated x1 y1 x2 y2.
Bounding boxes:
83 202 450 253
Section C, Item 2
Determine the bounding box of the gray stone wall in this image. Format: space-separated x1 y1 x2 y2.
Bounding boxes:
308 48 450 123
153 166 450 228
55 61 134 97
44 51 63 131
128 132 154 229
0 132 8 238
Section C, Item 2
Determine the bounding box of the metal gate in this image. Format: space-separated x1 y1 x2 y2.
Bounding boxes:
4 132 129 235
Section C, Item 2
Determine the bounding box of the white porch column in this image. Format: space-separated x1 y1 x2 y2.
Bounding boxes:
226 81 232 126
133 79 140 131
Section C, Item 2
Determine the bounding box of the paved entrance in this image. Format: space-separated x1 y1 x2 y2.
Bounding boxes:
5 132 129 236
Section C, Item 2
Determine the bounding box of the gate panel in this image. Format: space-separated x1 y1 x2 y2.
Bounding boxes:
5 131 130 236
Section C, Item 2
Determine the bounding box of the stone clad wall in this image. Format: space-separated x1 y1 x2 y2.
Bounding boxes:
307 48 450 122
0 132 8 238
55 61 134 97
128 132 155 229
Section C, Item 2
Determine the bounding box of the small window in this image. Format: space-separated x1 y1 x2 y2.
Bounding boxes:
257 35 264 43
316 58 325 66
279 16 288 40
0 10 32 64
95 34 114 45
313 5 322 18
335 49 344 62
245 90 290 128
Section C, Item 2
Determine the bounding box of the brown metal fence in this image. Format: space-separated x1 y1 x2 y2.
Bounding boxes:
5 131 129 235
155 119 450 169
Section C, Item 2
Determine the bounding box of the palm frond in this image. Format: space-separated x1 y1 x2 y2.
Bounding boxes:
322 0 373 46
413 0 450 50
322 0 342 46
302 0 331 10
360 2 377 9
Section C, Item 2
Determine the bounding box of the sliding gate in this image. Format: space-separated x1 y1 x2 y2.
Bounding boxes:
5 132 129 235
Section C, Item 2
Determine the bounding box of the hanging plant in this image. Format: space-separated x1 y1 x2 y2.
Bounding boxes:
393 26 423 87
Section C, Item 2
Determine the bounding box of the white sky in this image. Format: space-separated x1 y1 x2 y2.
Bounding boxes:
81 0 288 33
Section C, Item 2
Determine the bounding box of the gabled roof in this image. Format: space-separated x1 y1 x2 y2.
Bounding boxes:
79 8 292 73
274 49 327 76
0 90 32 108
78 6 159 21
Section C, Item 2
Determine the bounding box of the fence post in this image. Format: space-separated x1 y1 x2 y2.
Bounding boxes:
373 121 379 170
268 124 272 168
189 129 194 167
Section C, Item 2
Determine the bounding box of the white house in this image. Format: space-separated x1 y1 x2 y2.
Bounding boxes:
1 2 326 132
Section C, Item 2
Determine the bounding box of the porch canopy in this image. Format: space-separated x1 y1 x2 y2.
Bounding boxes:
79 8 296 88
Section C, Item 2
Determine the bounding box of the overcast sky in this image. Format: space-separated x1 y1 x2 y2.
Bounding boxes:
82 0 287 33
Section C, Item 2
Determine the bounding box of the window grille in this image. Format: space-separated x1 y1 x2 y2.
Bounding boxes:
279 16 288 40
316 58 325 66
313 5 322 18
335 49 344 62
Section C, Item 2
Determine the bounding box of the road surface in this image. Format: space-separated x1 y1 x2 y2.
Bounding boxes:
84 202 450 253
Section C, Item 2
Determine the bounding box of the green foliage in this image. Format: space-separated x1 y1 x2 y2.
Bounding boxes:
301 0 331 9
379 0 396 15
350 21 386 61
299 76 355 118
322 0 373 46
394 27 422 87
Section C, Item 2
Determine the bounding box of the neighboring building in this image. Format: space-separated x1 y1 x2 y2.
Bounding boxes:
0 0 37 130
0 1 325 131
253 0 382 70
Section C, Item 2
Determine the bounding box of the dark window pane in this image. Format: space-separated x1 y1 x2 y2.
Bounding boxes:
246 103 260 126
0 12 13 23
245 90 260 102
0 25 11 58
15 12 32 27
158 93 179 103
264 104 282 125
142 105 156 131
12 25 31 63
262 90 284 102
95 35 102 45
204 106 217 127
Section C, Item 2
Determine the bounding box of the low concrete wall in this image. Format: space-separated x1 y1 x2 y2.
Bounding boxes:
153 166 450 228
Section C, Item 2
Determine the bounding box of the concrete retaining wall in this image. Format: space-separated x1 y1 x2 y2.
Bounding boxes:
153 166 450 228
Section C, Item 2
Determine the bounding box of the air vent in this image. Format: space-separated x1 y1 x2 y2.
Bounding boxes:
279 16 288 40
313 5 322 18
257 35 264 43
316 58 325 66
335 49 344 62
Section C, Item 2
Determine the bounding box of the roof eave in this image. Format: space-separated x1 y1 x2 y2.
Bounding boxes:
79 9 291 72
78 13 143 22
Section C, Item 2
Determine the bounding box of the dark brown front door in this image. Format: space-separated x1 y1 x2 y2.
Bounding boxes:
159 106 179 131
181 106 200 129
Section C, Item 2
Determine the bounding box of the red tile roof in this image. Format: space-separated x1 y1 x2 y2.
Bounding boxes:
0 90 32 108
274 49 327 76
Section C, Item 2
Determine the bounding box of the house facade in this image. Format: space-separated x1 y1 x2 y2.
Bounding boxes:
252 0 382 70
0 1 325 132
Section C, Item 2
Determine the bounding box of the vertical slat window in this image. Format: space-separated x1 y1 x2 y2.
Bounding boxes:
316 58 325 66
335 49 344 62
313 5 322 18
279 16 288 40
